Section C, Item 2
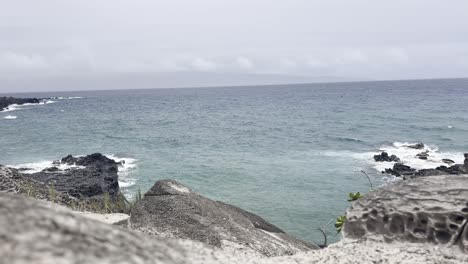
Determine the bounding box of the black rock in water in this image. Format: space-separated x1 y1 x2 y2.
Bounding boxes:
0 96 41 111
442 159 455 165
374 152 400 162
384 163 417 177
24 153 122 199
416 151 429 160
407 143 425 149
130 179 318 256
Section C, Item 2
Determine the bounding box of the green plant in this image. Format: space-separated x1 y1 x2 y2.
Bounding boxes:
347 192 363 202
335 215 346 233
103 192 111 213
48 183 56 203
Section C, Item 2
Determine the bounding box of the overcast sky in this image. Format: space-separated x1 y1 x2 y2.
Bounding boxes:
1 0 468 92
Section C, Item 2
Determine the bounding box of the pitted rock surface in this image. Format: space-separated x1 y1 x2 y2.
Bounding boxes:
344 175 468 251
130 179 318 256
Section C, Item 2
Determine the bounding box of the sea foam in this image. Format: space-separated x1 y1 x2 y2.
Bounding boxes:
3 115 17 120
323 141 464 174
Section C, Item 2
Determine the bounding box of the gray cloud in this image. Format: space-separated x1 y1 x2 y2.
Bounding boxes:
1 0 468 92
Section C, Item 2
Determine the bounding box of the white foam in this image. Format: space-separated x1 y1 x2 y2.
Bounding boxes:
376 142 464 170
8 160 85 174
322 142 464 173
3 115 17 120
50 96 84 100
105 154 138 189
1 99 56 112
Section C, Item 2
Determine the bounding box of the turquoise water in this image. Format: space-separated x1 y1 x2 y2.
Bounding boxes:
1 78 468 243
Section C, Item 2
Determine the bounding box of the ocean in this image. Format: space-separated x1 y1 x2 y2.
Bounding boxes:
1 78 467 244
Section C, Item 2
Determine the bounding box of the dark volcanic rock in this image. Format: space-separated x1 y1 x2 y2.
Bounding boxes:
384 163 416 177
0 96 41 111
416 151 429 160
25 153 122 199
407 143 425 149
442 159 455 165
374 152 400 162
344 174 468 251
380 153 468 178
130 179 318 256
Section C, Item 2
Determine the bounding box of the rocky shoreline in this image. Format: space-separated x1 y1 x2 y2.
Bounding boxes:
0 96 42 111
1 151 468 263
374 143 468 178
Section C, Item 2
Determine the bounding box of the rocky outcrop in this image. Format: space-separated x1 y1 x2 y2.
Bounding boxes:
130 179 318 256
344 175 468 251
0 96 41 111
25 153 122 199
1 153 128 213
382 153 468 177
374 152 400 162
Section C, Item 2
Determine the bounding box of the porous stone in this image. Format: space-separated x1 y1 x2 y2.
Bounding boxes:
130 179 318 256
344 175 468 251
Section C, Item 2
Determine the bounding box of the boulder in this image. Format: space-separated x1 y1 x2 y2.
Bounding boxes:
344 175 468 251
130 179 318 256
374 152 400 162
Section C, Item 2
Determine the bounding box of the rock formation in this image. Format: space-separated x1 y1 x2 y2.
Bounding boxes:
130 179 318 256
1 153 128 213
373 152 400 162
344 174 468 251
382 153 468 177
24 153 123 200
0 96 41 111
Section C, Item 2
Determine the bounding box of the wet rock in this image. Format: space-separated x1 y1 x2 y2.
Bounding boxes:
344 174 468 251
130 179 318 256
374 152 400 162
442 159 455 165
407 143 425 149
384 163 416 177
416 151 429 160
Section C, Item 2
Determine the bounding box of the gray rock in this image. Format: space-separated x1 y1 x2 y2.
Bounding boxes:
344 175 468 251
0 192 207 264
130 179 318 256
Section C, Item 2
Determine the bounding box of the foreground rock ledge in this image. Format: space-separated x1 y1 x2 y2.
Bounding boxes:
344 174 468 251
130 179 318 256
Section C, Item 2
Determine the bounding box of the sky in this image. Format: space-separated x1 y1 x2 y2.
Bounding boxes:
1 0 468 92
